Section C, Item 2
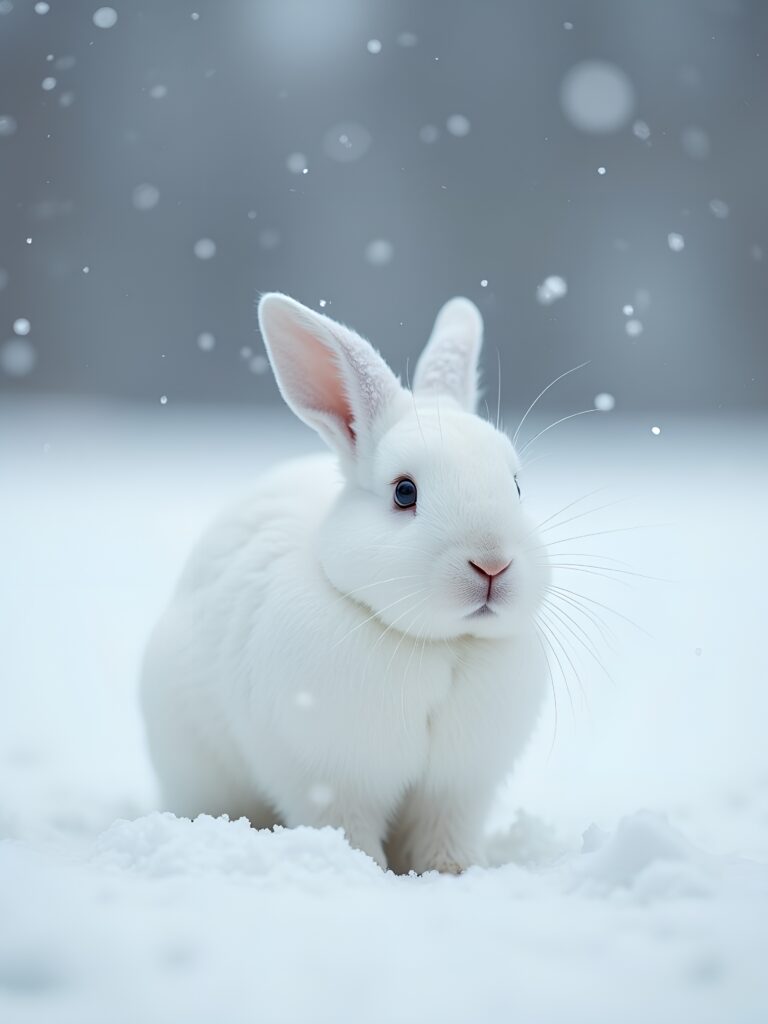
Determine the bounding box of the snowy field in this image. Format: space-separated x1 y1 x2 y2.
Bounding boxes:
2 397 767 1024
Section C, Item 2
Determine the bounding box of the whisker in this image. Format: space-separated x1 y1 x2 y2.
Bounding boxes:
496 348 502 432
532 486 608 533
512 360 590 448
542 597 614 686
547 564 633 588
405 356 427 450
539 496 632 534
545 586 617 648
536 614 576 719
533 623 560 759
542 562 668 583
548 583 653 638
541 552 634 567
529 524 666 549
539 606 588 711
520 408 599 456
330 588 428 650
331 574 421 608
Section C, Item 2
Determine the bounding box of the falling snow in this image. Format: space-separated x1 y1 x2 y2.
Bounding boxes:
92 7 118 30
560 61 635 133
708 198 729 219
681 126 711 160
323 122 372 162
132 184 160 211
536 275 568 305
365 239 394 266
667 232 685 252
286 152 308 174
446 114 471 137
193 238 217 260
1 337 36 376
594 392 616 411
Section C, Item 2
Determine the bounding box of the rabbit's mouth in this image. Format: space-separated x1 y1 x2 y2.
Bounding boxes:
466 603 497 618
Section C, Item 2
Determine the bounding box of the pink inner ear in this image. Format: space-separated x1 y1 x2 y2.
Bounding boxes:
277 311 356 442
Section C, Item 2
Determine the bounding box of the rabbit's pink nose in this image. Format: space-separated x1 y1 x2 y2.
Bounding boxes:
468 557 512 580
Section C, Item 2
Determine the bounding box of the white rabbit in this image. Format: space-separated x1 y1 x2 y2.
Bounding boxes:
141 293 549 873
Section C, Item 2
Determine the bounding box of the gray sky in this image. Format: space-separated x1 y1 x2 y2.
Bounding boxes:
1 0 766 410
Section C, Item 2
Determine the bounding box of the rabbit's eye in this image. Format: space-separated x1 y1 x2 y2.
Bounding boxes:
394 478 417 509
515 475 521 497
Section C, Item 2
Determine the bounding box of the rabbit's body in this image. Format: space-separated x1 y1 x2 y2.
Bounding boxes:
142 294 549 873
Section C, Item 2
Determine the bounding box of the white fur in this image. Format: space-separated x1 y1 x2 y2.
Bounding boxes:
141 294 550 873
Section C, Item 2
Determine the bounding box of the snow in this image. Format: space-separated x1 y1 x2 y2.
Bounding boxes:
365 238 394 266
366 39 382 55
286 152 308 174
668 232 685 252
323 122 372 162
131 184 160 212
446 114 471 137
1 400 767 1024
0 338 36 377
0 115 17 137
536 275 568 305
594 392 615 411
681 126 711 160
397 32 418 47
625 318 644 337
193 238 216 260
12 318 30 336
92 7 118 30
41 77 56 92
196 332 215 352
560 61 635 134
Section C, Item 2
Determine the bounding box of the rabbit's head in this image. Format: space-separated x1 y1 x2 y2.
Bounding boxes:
258 294 548 641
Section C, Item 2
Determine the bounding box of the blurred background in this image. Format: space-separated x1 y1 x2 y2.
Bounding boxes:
1 0 766 412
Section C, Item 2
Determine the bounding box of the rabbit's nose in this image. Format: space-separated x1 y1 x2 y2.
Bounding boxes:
468 557 512 580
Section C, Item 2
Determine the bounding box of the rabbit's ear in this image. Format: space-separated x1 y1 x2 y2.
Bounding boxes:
413 297 483 412
258 293 404 459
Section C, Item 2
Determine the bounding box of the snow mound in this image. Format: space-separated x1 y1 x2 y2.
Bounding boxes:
93 812 384 886
573 811 713 900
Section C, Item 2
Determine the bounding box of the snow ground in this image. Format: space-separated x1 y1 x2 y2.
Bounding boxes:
1 397 767 1024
